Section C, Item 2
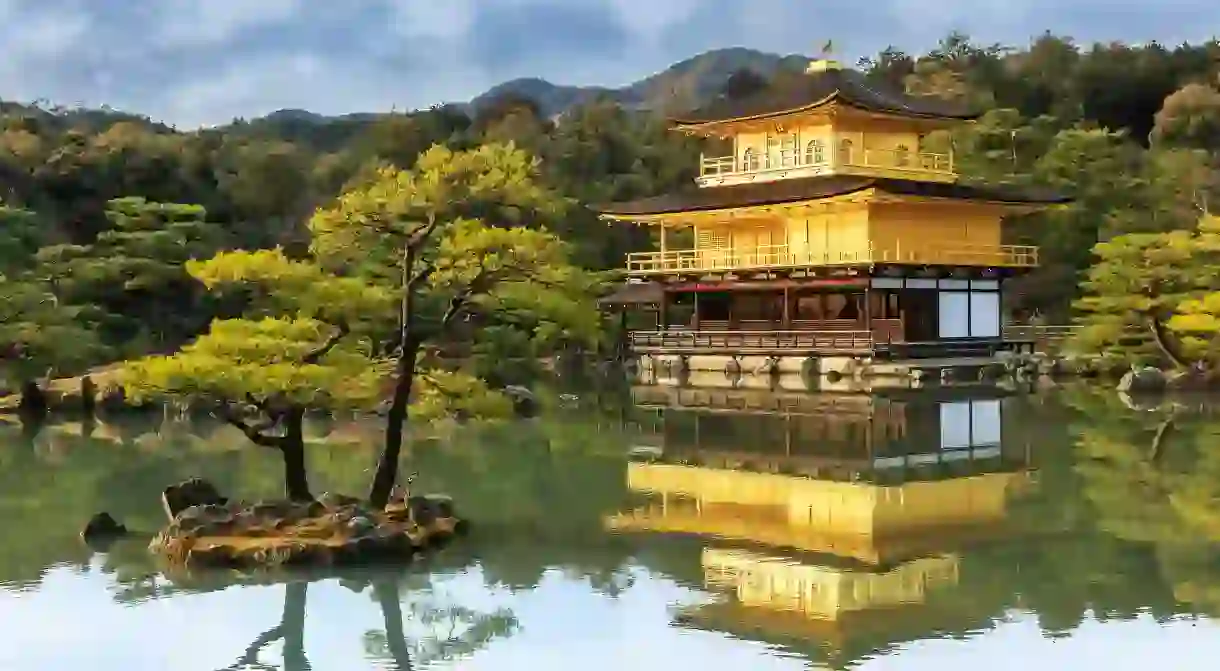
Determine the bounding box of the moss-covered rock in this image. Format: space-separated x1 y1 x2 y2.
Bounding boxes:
149 492 464 572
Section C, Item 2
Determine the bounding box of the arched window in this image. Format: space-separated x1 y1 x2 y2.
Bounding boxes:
895 144 910 167
743 148 759 170
805 139 825 165
837 138 854 165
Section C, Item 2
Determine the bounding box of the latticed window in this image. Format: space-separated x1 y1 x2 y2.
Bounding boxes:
805 139 825 164
697 228 730 249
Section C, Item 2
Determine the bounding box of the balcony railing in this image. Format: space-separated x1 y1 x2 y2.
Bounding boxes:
626 243 1038 274
699 147 954 181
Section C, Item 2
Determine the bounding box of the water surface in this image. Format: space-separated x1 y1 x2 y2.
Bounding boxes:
2 385 1219 670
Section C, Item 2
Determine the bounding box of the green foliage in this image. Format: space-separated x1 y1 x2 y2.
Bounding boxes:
118 317 390 409
187 248 398 331
306 142 604 357
0 202 49 274
33 197 230 352
118 143 600 433
0 275 106 380
1072 216 1220 363
412 369 515 422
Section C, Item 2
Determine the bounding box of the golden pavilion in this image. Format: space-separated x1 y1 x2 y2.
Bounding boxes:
597 57 1069 386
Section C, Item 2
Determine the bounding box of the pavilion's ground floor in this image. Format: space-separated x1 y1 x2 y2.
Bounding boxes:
608 275 1031 360
601 274 1047 392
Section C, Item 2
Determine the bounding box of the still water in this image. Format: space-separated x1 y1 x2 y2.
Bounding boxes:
2 384 1220 670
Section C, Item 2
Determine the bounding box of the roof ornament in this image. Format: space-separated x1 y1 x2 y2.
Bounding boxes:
807 40 843 73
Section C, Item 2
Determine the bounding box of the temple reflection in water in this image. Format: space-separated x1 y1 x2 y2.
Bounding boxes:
606 385 1037 667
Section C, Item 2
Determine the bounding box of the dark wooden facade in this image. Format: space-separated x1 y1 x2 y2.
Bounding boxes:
612 269 1035 359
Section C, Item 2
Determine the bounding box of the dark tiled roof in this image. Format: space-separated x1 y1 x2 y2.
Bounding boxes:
595 176 1071 216
671 68 978 124
599 282 662 306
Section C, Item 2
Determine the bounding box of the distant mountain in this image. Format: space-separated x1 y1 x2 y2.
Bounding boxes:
232 47 814 135
466 47 813 117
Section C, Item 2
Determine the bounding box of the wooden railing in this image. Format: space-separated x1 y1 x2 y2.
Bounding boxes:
1002 325 1080 351
627 243 1038 274
630 329 874 353
700 156 736 176
698 146 954 180
841 147 953 173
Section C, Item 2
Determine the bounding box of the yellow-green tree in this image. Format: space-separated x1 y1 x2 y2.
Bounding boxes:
1072 214 1220 366
119 143 601 507
120 316 390 501
309 143 601 507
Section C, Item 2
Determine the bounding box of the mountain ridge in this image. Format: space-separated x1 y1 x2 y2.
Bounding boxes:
292 47 813 124
0 47 817 133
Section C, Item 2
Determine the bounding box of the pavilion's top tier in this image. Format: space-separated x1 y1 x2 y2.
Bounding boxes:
671 59 979 187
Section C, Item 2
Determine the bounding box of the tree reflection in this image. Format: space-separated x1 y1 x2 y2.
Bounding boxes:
362 571 519 668
217 581 311 671
1069 389 1220 617
371 579 413 670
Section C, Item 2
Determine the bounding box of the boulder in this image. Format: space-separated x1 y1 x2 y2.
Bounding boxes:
81 512 127 543
502 385 538 417
1117 367 1168 394
162 478 227 521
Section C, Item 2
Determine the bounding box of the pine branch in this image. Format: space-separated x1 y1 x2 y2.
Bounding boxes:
216 403 285 449
302 321 350 364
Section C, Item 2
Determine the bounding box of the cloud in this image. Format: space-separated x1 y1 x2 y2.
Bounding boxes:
0 0 1215 128
150 0 301 47
0 1 91 102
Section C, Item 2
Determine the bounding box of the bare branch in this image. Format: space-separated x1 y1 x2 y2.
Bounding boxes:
439 287 476 330
303 321 351 364
406 211 441 252
216 403 285 449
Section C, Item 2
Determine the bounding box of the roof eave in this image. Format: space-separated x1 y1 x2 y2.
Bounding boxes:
671 98 981 126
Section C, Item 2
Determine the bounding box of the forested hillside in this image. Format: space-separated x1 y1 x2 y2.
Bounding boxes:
2 32 1220 379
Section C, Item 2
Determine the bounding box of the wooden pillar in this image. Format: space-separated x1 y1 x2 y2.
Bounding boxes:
784 415 792 456
864 287 874 333
659 289 669 331
618 311 628 355
692 291 701 330
781 286 792 330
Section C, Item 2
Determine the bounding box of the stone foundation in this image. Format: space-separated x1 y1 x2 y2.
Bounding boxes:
632 351 1042 393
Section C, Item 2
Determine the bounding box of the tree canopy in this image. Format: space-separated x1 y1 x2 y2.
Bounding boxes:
114 143 601 504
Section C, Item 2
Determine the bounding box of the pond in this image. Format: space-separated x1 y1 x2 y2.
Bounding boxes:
2 384 1220 670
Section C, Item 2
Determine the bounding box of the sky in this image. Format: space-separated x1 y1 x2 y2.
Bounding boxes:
0 0 1217 128
5 560 1220 671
